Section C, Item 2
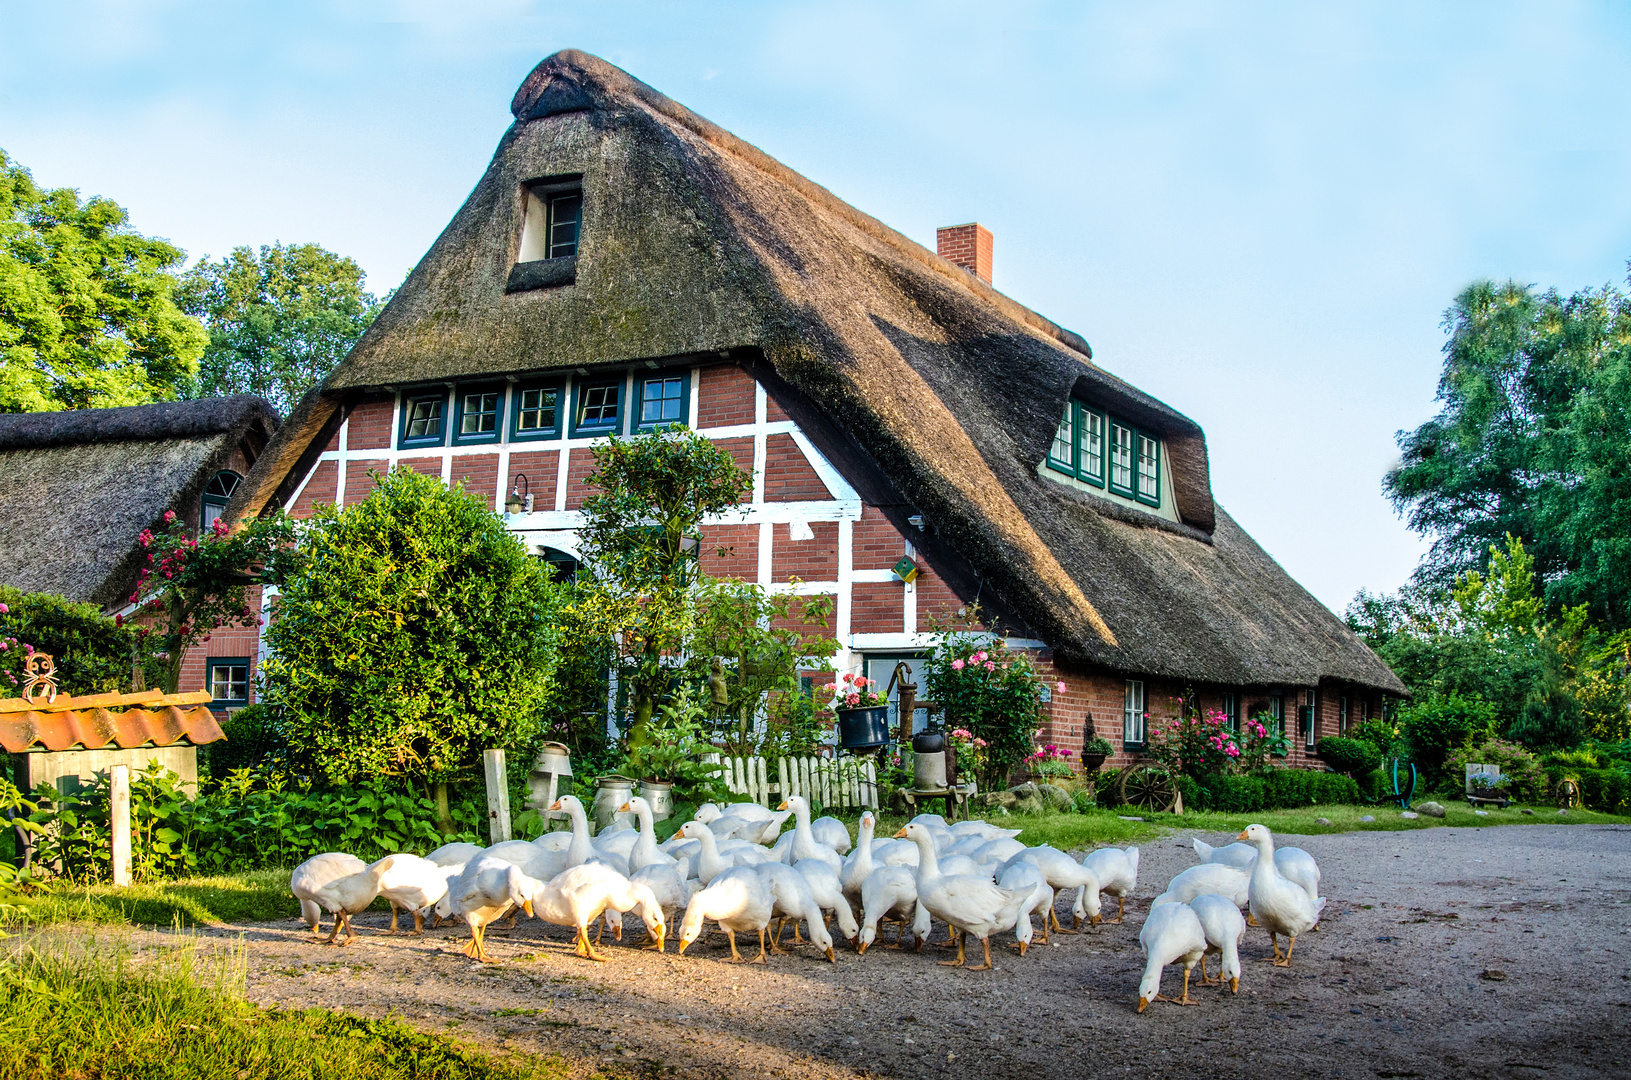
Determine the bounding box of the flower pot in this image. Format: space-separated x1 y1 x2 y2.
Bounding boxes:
837 706 890 751
1079 751 1108 773
636 779 674 822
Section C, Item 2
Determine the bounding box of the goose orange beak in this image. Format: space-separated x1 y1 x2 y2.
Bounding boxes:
825 947 836 963
857 940 870 955
548 799 564 811
776 801 789 811
523 900 535 918
1235 830 1250 841
1229 977 1239 993
893 828 908 839
676 939 691 956
1137 997 1149 1014
619 801 633 812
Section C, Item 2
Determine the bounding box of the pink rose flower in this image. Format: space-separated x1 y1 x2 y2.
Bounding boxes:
1056 681 1067 693
163 510 176 523
984 661 995 672
951 659 965 671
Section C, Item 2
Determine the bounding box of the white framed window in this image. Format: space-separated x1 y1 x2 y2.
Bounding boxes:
1221 691 1238 731
1123 679 1146 748
1109 422 1136 496
1048 406 1075 472
207 658 249 706
1339 695 1350 734
1136 434 1160 505
1303 688 1317 749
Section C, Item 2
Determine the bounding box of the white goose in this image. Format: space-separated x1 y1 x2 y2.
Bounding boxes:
839 810 885 908
896 823 1031 972
775 797 843 870
424 842 482 869
1136 901 1208 1012
310 855 399 946
794 858 860 947
619 797 687 877
448 855 544 961
856 865 929 953
997 860 1055 955
290 852 365 936
947 820 1023 842
1149 863 1250 910
1080 845 1140 925
533 861 667 961
1196 836 1322 903
1192 837 1258 869
810 815 852 855
676 865 775 963
754 862 836 962
546 796 598 869
630 863 696 950
376 853 456 934
1000 846 1101 931
1239 824 1324 966
676 821 767 884
1190 892 1245 993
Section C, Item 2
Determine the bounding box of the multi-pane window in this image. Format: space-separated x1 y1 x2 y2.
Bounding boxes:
576 382 621 431
1221 691 1238 731
1081 410 1105 484
402 394 445 445
1269 691 1285 742
208 659 249 705
515 386 561 436
639 376 685 428
1049 407 1075 471
1046 402 1110 488
460 391 499 436
1123 679 1146 748
1339 696 1350 734
1360 700 1370 725
1136 434 1160 505
1303 688 1317 749
1109 422 1136 496
200 470 241 536
547 193 582 259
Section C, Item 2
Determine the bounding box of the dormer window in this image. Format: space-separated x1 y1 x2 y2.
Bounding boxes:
508 174 583 292
1047 399 1161 509
200 470 242 535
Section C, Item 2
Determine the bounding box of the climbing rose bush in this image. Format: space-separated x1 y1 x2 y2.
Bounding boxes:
921 632 1052 789
1148 699 1245 778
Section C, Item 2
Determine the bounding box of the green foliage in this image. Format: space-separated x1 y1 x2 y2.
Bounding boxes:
919 626 1052 790
1546 765 1631 813
1145 692 1244 777
202 702 287 779
25 762 483 883
1349 715 1405 758
1400 694 1497 784
0 148 206 412
0 586 150 696
620 686 725 803
1316 736 1382 777
179 242 385 416
572 428 753 742
1177 769 1361 813
132 509 299 693
0 940 567 1078
261 467 564 788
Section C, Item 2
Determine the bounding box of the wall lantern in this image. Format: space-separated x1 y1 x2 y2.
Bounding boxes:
505 473 533 515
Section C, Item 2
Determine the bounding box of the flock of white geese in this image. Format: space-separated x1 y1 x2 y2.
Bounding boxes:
289 795 1326 1011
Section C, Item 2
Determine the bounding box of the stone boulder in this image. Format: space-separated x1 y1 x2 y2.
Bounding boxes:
1416 801 1447 818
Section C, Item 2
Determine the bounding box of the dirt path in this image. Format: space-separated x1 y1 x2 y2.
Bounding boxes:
114 825 1631 1078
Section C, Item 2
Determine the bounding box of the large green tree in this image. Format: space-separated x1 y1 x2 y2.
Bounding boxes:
260 467 564 832
1386 274 1631 624
179 243 384 415
0 148 206 412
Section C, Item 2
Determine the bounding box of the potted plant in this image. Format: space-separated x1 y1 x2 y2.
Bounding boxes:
822 673 891 752
1080 735 1114 773
622 687 725 820
1467 770 1510 805
1024 743 1075 782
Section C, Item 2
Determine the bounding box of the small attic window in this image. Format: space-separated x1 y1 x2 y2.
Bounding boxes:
508 175 583 293
200 470 241 535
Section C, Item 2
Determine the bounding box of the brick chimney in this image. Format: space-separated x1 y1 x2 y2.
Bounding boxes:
936 222 993 284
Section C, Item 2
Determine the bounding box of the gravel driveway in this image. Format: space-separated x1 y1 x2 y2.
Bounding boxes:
100 824 1631 1079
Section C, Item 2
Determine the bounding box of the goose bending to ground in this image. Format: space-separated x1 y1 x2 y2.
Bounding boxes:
290 852 365 936
856 866 929 953
312 855 400 946
997 860 1054 955
775 797 843 870
1192 837 1258 869
533 862 666 961
896 823 1030 972
677 866 775 963
794 858 860 947
1080 846 1139 925
1190 893 1245 993
376 853 456 934
1000 846 1101 931
1239 824 1324 966
1137 901 1208 1012
1149 864 1250 910
754 862 836 961
448 855 544 961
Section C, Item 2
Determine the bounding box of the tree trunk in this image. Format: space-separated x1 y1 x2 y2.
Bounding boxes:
433 781 455 837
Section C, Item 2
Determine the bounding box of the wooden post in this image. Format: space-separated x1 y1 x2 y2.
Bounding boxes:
110 764 131 887
483 749 511 843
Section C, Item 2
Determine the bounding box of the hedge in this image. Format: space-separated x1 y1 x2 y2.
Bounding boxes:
1546 766 1630 814
1173 769 1360 813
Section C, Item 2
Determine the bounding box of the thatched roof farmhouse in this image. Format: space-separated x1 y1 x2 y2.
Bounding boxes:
224 50 1403 764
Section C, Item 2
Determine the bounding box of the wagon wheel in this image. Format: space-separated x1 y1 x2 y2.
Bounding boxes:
1557 778 1581 810
1117 766 1177 813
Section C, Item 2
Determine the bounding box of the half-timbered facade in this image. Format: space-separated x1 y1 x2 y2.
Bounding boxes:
223 50 1405 771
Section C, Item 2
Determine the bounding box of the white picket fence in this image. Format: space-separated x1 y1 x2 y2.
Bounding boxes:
710 754 878 810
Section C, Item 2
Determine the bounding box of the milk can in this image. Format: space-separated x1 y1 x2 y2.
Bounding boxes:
636 779 675 822
592 775 635 831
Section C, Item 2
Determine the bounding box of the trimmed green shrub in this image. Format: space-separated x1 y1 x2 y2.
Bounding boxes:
1402 694 1498 784
0 587 151 696
1182 769 1357 812
1316 736 1382 777
1546 765 1630 813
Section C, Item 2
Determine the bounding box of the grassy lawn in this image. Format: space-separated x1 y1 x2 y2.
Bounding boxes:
0 937 568 1080
4 869 300 928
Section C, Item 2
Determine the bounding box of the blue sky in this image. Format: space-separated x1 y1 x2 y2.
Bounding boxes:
6 1 1631 612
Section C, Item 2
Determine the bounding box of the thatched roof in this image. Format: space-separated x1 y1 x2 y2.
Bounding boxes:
0 396 278 609
229 50 1403 696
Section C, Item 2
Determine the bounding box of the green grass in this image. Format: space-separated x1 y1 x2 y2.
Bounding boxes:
3 869 300 928
0 936 569 1080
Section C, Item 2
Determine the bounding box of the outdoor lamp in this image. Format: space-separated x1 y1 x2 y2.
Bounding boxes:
506 473 532 515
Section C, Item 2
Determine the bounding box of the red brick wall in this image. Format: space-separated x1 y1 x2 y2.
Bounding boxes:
699 523 758 581
913 563 964 623
348 396 394 450
936 223 993 284
289 460 337 519
345 459 388 506
450 454 501 510
563 449 597 510
505 450 559 508
765 394 789 423
771 521 839 581
853 506 905 570
401 457 442 478
696 365 754 428
850 582 903 634
763 433 827 500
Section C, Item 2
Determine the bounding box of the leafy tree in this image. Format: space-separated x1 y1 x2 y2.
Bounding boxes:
179 243 384 416
260 468 564 833
0 586 155 696
0 148 206 412
129 510 300 694
571 427 752 744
